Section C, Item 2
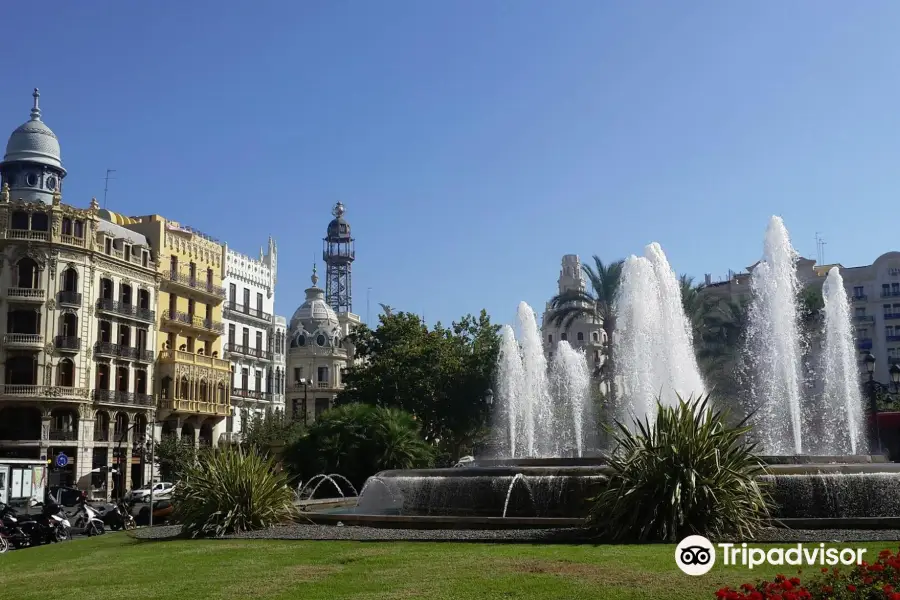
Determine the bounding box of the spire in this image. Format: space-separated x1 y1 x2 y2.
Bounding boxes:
311 264 319 287
30 88 41 121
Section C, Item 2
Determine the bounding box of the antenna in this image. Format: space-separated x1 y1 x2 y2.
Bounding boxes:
103 169 116 208
815 232 826 265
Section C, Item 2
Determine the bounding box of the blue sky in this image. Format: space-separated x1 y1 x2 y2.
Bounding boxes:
2 2 900 328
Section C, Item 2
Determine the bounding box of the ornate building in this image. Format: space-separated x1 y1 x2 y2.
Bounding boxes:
541 254 605 370
0 90 160 498
101 213 232 447
221 237 285 442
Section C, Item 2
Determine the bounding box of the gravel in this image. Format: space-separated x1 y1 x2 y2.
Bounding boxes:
131 524 900 544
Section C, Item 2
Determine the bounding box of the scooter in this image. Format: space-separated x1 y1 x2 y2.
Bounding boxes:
94 501 135 531
68 499 105 536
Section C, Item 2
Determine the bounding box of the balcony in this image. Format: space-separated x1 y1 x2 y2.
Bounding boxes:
3 333 43 349
224 343 273 362
853 295 868 302
6 228 49 242
886 314 900 321
0 385 90 401
855 315 875 322
5 287 45 303
162 270 226 302
92 390 155 407
316 382 329 389
859 338 874 350
157 349 231 372
883 290 900 298
224 303 273 325
230 387 274 402
94 342 155 362
96 298 156 323
56 291 82 307
162 310 225 334
888 336 900 343
49 429 76 441
54 336 81 352
159 399 230 417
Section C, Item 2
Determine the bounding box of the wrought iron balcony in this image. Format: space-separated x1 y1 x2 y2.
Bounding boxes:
49 429 77 441
859 338 874 350
162 310 224 334
886 314 900 321
883 290 900 298
230 387 274 402
853 294 868 302
57 290 82 306
887 335 900 343
162 269 226 298
94 342 155 362
224 303 273 324
96 298 156 322
54 336 81 352
92 389 155 407
224 343 273 361
855 315 875 322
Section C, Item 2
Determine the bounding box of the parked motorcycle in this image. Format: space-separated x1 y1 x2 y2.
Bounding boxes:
98 501 136 531
0 503 34 548
30 499 71 543
0 500 67 546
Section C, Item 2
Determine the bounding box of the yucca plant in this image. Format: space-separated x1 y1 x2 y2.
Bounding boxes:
172 445 298 538
589 394 771 542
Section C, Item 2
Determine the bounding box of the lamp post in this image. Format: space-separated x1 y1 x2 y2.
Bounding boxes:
485 388 493 407
293 378 309 424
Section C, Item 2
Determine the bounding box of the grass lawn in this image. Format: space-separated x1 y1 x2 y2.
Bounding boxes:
1 533 899 599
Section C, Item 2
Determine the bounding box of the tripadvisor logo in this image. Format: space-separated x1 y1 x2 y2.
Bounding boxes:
675 535 868 576
676 535 716 576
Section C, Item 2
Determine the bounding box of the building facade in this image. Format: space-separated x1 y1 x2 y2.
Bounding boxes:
103 212 232 448
540 255 605 371
0 90 160 499
221 238 284 441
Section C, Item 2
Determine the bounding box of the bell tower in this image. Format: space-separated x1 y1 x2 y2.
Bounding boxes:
322 202 355 313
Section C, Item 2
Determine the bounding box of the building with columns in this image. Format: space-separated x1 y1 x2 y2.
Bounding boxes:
221 238 286 442
0 90 159 498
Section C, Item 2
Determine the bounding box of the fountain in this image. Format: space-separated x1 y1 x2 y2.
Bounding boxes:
310 218 900 530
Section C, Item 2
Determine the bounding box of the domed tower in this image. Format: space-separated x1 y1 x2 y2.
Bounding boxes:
0 88 66 204
322 202 355 313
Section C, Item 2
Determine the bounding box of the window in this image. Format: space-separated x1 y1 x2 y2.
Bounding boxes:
893 304 900 317
577 332 584 341
887 327 894 338
137 329 148 351
592 332 599 342
241 368 249 390
121 284 132 305
242 327 249 348
105 238 112 254
256 331 263 353
187 299 195 316
229 283 236 307
62 268 78 292
124 245 131 262
858 328 869 339
185 337 194 353
99 321 112 343
317 366 329 384
855 307 866 317
561 333 567 341
169 256 178 276
206 268 213 288
884 284 891 297
243 288 250 308
294 367 303 384
189 262 196 285
267 368 273 394
116 366 129 392
256 292 263 313
228 324 236 346
169 294 177 314
885 304 892 316
893 283 900 295
548 334 553 343
854 286 864 298
142 251 149 267
255 369 262 392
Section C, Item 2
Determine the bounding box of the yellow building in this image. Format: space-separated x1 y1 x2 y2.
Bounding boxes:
98 211 231 446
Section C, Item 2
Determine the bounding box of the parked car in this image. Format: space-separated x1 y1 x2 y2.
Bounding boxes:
47 486 87 508
125 481 173 503
132 498 175 525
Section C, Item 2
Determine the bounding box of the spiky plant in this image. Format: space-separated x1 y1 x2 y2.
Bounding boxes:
589 394 771 542
172 445 298 538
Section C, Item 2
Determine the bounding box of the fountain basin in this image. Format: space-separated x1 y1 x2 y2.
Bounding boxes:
315 456 900 529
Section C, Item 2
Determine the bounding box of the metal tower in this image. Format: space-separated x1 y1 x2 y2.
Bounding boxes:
323 202 355 313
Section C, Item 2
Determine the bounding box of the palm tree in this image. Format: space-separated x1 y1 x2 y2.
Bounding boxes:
694 295 751 399
547 256 624 398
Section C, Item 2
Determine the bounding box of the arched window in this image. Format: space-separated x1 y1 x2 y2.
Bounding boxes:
160 376 172 399
62 267 78 292
179 376 189 400
217 382 226 404
61 217 72 236
57 359 75 387
120 283 132 305
199 379 208 402
61 312 77 337
577 332 584 341
100 278 114 300
15 257 38 289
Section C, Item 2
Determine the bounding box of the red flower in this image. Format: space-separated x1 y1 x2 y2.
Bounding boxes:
846 584 857 592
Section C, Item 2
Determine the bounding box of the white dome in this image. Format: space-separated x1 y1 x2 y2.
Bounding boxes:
289 266 339 334
2 89 64 171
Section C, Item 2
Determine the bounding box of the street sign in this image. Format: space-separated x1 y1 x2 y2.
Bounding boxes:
55 453 68 468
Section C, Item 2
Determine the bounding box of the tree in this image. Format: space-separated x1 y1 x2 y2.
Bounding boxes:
284 403 434 490
155 436 196 481
336 309 500 461
241 410 305 457
546 256 624 398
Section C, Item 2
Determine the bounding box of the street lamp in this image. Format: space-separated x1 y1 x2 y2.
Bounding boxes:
293 378 309 423
485 388 494 406
862 352 883 454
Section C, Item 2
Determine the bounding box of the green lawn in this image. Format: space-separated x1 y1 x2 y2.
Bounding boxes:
1 533 898 599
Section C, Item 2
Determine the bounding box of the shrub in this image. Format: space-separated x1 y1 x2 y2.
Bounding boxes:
589 394 770 542
284 403 435 491
155 435 196 481
716 549 900 599
172 444 298 538
240 409 305 456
